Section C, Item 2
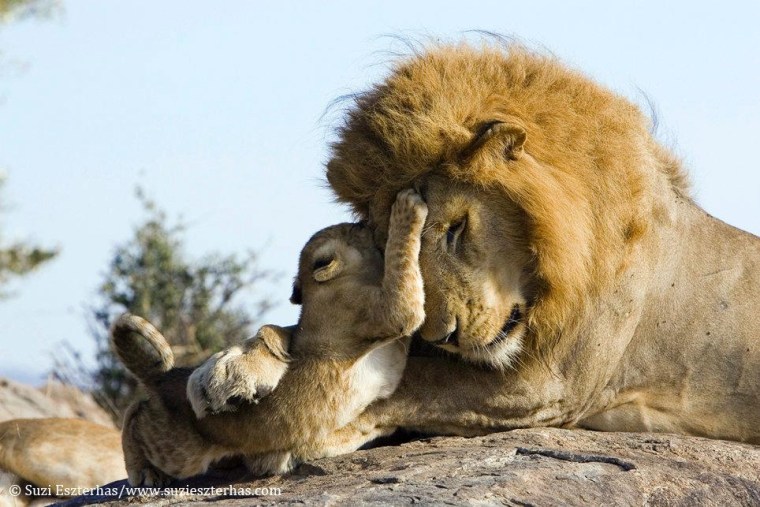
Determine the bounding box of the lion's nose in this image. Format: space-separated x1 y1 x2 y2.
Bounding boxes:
420 318 458 347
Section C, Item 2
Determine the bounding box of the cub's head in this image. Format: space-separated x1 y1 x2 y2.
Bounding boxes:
289 223 384 357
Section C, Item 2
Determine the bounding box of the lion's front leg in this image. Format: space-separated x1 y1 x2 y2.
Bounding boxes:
292 423 398 466
243 425 394 476
187 325 293 418
353 356 571 436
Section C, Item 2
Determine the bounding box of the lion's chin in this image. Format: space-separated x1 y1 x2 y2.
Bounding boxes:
459 325 525 370
459 306 526 369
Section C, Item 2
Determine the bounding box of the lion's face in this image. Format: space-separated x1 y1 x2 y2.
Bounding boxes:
328 44 676 368
410 175 534 368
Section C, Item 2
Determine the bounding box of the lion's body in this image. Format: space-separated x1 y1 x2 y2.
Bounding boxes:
579 210 760 441
0 418 125 491
322 43 760 443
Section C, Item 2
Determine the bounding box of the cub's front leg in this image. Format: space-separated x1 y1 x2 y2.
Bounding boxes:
355 188 427 338
187 325 292 418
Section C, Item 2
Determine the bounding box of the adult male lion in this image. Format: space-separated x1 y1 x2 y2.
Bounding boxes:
201 43 760 444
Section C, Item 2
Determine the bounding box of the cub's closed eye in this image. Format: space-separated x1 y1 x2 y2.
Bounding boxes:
447 218 466 251
312 257 332 271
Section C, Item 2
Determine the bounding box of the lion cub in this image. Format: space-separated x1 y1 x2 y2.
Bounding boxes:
114 189 427 486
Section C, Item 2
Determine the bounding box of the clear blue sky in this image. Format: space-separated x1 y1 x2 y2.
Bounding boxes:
1 1 758 384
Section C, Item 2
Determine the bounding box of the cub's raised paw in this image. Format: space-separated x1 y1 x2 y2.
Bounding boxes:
187 328 290 419
392 188 428 227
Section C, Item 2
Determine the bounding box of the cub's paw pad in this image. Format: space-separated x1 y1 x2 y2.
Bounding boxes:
392 188 428 224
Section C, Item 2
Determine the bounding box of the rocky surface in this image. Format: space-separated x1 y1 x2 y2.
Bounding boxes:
58 428 760 507
0 378 114 427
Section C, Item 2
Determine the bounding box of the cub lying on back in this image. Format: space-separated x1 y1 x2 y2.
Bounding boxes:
113 189 427 486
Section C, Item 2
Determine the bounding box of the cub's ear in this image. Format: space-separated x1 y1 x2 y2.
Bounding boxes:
313 256 343 282
494 122 526 160
290 278 302 305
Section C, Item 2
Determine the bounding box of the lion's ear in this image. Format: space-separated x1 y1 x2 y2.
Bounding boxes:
460 121 527 162
495 123 526 160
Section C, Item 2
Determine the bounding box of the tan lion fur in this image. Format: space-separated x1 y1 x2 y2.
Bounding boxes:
0 418 125 491
115 189 427 485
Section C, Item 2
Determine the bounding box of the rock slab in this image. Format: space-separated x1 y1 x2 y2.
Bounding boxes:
61 428 760 507
0 378 114 427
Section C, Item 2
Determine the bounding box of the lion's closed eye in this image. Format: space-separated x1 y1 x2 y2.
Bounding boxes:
446 218 466 253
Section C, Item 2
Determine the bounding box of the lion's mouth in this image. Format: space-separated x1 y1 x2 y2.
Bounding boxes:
491 304 522 347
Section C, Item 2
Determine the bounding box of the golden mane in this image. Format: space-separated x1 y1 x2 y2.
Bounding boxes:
326 43 690 343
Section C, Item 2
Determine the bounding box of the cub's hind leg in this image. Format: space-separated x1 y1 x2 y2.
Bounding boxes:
121 401 173 487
